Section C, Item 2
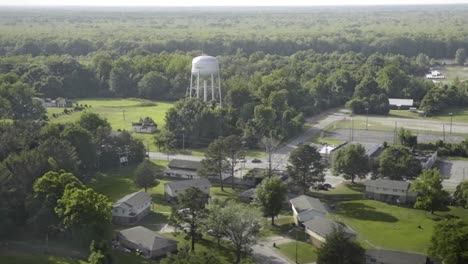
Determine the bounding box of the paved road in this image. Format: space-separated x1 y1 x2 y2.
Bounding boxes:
438 159 468 191
252 241 293 264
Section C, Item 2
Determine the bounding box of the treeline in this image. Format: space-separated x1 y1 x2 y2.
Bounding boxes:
1 6 468 58
0 112 145 237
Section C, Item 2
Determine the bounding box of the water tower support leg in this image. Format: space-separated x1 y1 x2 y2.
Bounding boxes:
211 73 215 101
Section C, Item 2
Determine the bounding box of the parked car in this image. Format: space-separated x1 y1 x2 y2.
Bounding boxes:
323 183 332 189
317 184 329 191
251 159 262 163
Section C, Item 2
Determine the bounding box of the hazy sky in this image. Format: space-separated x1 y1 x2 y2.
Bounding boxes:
2 0 468 6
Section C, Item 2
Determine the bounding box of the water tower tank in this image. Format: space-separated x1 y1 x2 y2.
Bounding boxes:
188 55 222 106
191 56 219 76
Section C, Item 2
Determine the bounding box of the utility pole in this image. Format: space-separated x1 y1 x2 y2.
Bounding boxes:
122 109 126 120
450 112 453 135
394 121 397 144
182 127 185 151
443 124 445 141
365 107 369 130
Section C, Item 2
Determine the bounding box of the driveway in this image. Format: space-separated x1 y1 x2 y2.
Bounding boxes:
252 239 293 264
438 159 468 191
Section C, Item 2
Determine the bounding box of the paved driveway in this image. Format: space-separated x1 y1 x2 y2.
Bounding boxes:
438 159 468 191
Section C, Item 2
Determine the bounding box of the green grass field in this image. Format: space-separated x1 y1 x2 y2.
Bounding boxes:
277 241 318 264
47 98 174 152
391 107 468 123
311 182 365 195
334 199 468 254
444 65 468 82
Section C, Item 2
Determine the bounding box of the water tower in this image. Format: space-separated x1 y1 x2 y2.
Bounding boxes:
189 55 222 106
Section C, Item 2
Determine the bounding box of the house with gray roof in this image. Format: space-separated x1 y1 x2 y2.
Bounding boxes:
112 191 152 225
364 179 417 204
303 217 357 248
116 226 178 258
164 178 211 202
289 195 327 225
164 159 203 179
289 195 356 248
365 249 438 264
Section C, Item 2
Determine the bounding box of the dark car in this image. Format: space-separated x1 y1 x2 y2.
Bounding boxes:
251 159 262 163
317 184 329 191
323 183 332 189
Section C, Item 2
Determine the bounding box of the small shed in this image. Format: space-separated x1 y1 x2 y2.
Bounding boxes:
388 98 414 110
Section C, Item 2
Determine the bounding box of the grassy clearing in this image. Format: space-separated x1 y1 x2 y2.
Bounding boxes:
391 107 468 123
444 65 468 82
334 199 468 254
276 241 318 264
163 233 248 264
0 254 87 264
47 98 174 152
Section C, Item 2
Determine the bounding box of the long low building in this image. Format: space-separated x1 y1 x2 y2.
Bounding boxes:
290 195 356 248
364 179 417 204
164 178 211 202
365 249 439 264
116 226 178 258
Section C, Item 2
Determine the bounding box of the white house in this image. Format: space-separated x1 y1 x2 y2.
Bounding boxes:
290 195 328 225
164 159 203 179
112 191 152 225
364 179 417 204
164 178 211 202
132 117 158 134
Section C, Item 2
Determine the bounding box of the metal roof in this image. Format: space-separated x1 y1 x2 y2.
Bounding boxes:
303 217 356 238
388 98 414 107
364 179 411 190
289 195 327 214
165 178 211 191
114 191 151 209
168 159 202 171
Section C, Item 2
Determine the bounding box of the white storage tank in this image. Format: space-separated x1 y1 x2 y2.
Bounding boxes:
189 55 222 106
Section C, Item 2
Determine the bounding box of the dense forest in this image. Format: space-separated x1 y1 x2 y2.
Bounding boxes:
1 6 468 58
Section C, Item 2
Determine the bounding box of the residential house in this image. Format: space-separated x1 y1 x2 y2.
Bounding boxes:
164 159 202 179
364 179 417 204
289 195 356 248
303 216 356 248
112 191 152 225
164 178 211 202
365 249 438 264
289 195 327 225
132 117 158 134
116 226 178 258
56 98 73 108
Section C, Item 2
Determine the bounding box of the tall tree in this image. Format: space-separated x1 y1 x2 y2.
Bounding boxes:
134 160 159 192
171 187 208 251
317 225 364 264
223 135 245 188
222 202 262 263
204 199 229 247
288 145 324 194
55 188 112 242
411 169 448 214
429 219 468 264
454 180 468 208
455 48 467 65
198 138 228 191
332 144 369 183
378 145 421 180
33 171 85 207
397 128 417 149
253 177 287 225
261 135 282 178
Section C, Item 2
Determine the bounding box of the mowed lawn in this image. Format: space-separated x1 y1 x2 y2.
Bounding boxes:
47 98 174 151
277 241 318 264
391 107 468 123
334 199 468 254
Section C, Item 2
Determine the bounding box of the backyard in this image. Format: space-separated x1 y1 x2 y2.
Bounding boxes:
333 199 468 254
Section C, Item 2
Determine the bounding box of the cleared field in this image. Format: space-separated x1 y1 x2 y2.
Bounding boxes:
444 65 468 82
47 98 174 151
391 107 468 123
334 199 468 254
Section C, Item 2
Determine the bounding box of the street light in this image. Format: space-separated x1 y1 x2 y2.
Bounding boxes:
365 107 369 130
449 112 453 135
